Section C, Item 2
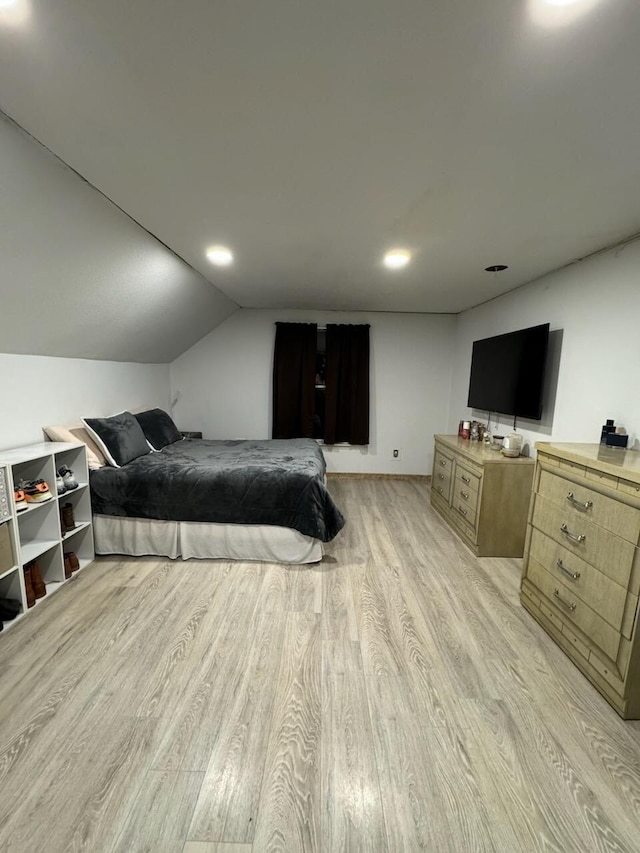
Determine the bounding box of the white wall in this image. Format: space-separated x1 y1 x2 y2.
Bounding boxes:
170 309 456 474
0 115 237 364
449 239 640 454
0 353 170 450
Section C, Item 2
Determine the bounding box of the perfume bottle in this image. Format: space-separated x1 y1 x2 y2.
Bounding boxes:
600 419 615 445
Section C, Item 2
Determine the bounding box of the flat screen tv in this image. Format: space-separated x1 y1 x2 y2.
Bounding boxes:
467 323 550 420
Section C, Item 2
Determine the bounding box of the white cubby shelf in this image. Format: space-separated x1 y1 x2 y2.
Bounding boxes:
0 442 95 633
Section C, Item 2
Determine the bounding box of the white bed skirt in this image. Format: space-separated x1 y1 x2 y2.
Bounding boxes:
93 514 324 564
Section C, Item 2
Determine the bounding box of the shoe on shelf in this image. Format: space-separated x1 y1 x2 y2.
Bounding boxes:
24 480 53 504
0 598 21 620
23 565 36 608
65 551 80 573
63 554 73 578
61 502 76 533
14 488 28 513
28 560 46 599
58 466 78 491
56 473 66 495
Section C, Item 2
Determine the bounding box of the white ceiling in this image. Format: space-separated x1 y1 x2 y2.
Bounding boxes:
1 0 640 316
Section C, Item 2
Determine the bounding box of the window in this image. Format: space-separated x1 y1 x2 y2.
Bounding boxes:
272 322 370 445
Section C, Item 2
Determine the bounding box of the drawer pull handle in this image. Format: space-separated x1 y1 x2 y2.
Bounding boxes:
566 492 593 511
439 460 447 467
457 505 468 517
554 588 577 611
556 558 580 580
461 475 471 484
438 473 445 480
460 490 469 500
560 523 585 544
437 486 443 494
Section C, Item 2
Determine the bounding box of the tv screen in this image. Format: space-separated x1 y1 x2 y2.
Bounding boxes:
467 323 550 420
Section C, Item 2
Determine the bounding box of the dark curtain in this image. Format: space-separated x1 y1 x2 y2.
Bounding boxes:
325 324 370 445
272 322 317 439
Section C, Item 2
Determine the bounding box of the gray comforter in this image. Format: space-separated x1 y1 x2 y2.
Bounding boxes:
89 438 345 542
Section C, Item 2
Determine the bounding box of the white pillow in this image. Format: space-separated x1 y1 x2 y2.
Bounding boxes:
43 422 106 469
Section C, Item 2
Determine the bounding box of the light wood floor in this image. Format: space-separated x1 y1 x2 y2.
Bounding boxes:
1 479 639 852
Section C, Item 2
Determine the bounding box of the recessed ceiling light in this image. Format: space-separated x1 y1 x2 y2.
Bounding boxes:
0 0 30 24
530 0 600 26
206 245 234 266
485 264 509 272
383 250 411 270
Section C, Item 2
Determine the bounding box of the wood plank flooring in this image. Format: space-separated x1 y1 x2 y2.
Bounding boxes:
0 478 639 851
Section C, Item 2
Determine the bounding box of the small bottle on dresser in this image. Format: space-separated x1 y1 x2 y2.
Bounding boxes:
600 419 615 444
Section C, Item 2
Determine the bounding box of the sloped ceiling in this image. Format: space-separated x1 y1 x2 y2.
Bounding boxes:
1 0 640 325
0 115 237 362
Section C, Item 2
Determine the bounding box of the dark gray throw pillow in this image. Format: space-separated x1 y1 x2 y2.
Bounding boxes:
134 408 182 451
82 411 151 468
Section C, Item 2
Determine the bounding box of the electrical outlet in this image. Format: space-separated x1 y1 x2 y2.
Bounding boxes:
392 448 401 460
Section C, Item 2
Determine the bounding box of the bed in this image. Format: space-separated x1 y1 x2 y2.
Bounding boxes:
89 435 344 564
44 408 345 564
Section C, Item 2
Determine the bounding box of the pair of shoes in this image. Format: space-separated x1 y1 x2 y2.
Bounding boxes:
64 552 80 578
23 560 46 607
0 598 21 620
14 488 27 512
15 479 53 509
60 502 76 534
56 466 78 495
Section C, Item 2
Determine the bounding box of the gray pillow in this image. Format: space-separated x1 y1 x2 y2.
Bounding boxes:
134 408 182 451
82 411 151 467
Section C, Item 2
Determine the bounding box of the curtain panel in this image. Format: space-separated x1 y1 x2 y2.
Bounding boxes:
324 324 370 445
272 322 317 439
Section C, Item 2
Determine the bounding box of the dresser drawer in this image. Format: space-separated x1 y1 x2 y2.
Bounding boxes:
432 470 452 503
526 557 621 661
531 494 635 587
619 479 640 499
449 501 478 543
585 467 619 491
558 458 586 477
433 450 453 479
452 477 479 514
455 462 482 494
451 498 477 530
538 469 640 543
528 528 628 634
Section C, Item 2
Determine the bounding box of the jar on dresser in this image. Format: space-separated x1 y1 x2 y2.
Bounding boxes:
521 442 640 719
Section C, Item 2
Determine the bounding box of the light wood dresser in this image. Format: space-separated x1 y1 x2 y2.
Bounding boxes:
431 434 534 557
521 442 640 719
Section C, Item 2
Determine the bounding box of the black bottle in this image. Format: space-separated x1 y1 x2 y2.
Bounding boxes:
600 419 615 444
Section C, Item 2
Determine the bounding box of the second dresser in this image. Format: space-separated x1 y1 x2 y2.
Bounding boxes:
521 442 640 719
